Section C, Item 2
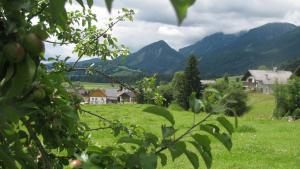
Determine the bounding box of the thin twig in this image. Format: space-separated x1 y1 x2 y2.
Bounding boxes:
79 109 112 123
45 40 71 45
155 113 213 154
84 126 110 131
79 108 133 135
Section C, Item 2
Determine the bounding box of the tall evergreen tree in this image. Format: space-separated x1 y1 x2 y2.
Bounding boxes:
183 55 203 109
185 55 202 96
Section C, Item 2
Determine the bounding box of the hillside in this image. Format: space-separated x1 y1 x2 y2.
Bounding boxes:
73 22 300 81
123 40 184 74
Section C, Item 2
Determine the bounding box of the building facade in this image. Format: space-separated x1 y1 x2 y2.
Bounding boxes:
242 68 292 94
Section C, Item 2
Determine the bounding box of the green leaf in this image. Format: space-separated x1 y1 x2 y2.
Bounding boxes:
168 141 186 161
87 0 93 8
5 55 36 98
184 150 199 169
170 0 196 25
49 0 68 28
190 134 212 169
75 0 85 8
143 106 175 125
217 116 234 135
158 153 167 166
200 124 232 151
190 141 212 169
139 153 157 169
161 125 176 138
105 0 113 12
192 134 211 152
0 148 18 169
86 145 103 154
144 132 158 145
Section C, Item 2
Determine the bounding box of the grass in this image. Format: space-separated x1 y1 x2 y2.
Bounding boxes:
81 93 300 169
79 82 118 89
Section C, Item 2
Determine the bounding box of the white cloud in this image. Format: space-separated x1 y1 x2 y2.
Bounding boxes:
45 0 300 58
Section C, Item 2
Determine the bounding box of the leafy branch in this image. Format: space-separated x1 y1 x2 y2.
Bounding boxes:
155 113 213 154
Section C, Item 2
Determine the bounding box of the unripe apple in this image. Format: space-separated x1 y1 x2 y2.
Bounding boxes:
32 88 46 101
3 42 25 63
23 33 45 55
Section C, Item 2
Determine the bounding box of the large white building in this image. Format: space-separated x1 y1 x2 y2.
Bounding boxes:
242 68 292 93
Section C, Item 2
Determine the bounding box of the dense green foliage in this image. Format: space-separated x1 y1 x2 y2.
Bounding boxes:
206 77 248 116
157 83 174 107
273 77 300 119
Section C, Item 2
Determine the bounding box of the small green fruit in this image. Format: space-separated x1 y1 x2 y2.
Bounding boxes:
3 42 25 63
23 33 45 55
32 88 46 101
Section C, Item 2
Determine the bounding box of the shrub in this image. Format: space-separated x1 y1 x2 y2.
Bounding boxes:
205 78 248 116
157 83 174 107
273 77 300 119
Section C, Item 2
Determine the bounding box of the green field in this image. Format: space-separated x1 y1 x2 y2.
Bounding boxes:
79 82 119 89
81 93 300 169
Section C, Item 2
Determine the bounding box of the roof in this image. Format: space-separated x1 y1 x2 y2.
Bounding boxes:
242 69 292 84
89 89 106 97
105 89 120 98
201 80 216 85
105 89 136 98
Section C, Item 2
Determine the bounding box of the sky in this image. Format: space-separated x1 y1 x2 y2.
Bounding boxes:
45 0 300 60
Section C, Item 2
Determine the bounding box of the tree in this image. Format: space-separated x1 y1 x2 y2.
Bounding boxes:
157 83 174 107
274 77 300 119
207 78 248 116
181 55 203 109
0 1 235 169
171 71 188 108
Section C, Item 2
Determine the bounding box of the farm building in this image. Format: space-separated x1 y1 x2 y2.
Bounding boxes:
78 88 136 104
89 89 107 104
242 68 292 94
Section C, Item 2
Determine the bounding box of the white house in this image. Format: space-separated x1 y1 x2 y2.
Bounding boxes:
242 68 292 93
89 89 107 104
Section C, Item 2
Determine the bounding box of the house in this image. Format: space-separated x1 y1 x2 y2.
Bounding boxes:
89 89 107 104
201 80 216 86
242 68 292 93
105 89 136 104
119 91 136 103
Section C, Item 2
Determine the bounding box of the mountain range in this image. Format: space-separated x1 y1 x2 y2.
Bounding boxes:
70 22 300 82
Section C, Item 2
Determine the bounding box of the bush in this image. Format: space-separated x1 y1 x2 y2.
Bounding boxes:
273 77 300 119
157 83 174 107
205 78 248 116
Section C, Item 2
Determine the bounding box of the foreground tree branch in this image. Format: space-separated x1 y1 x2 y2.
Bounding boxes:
155 113 213 154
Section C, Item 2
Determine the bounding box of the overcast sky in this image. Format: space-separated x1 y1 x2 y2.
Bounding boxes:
45 0 300 60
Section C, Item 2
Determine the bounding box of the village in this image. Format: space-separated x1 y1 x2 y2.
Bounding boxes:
72 67 293 105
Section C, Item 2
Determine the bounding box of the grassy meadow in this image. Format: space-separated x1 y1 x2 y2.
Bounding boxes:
79 82 119 89
80 93 300 169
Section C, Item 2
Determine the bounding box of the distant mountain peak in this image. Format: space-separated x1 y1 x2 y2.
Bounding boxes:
144 40 170 49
